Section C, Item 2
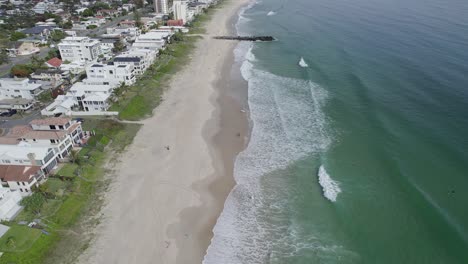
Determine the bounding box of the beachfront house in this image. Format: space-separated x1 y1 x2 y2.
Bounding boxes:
84 63 136 86
0 165 44 196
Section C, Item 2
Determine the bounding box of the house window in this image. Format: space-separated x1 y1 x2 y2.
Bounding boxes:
17 182 20 185
59 125 64 129
50 125 56 129
33 139 36 142
25 189 29 192
20 188 23 192
50 139 56 144
109 70 113 74
22 182 25 186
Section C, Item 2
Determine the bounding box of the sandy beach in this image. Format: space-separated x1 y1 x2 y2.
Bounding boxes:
77 0 249 263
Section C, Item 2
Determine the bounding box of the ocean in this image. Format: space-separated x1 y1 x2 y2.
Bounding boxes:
204 0 468 263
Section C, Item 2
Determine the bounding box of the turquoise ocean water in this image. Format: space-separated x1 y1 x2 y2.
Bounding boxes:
204 0 468 263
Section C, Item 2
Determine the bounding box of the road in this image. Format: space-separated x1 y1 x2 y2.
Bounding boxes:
0 110 41 135
0 47 51 77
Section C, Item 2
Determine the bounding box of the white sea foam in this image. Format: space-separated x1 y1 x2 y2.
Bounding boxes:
318 165 341 202
204 43 334 263
299 57 309 67
267 11 276 16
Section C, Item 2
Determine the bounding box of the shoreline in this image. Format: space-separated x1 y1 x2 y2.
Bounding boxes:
77 0 250 263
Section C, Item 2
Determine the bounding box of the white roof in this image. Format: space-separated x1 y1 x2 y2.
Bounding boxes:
82 92 110 102
0 145 52 160
70 82 112 93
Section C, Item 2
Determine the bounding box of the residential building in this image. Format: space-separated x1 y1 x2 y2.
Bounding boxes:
106 27 140 41
96 9 119 17
58 37 102 64
0 78 43 100
132 31 172 50
84 63 135 86
0 185 23 220
173 1 188 24
45 57 63 69
0 145 57 175
0 98 34 111
67 82 114 112
7 41 40 56
113 48 157 76
0 165 44 196
21 26 58 39
154 0 168 14
29 117 84 146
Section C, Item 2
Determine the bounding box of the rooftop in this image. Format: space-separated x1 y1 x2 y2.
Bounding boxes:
0 165 42 182
46 57 62 68
30 117 71 126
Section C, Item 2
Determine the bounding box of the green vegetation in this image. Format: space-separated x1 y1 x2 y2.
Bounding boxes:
0 119 141 264
57 163 79 177
50 30 67 43
82 8 94 17
86 25 98 30
20 193 46 215
10 31 27 41
0 226 42 253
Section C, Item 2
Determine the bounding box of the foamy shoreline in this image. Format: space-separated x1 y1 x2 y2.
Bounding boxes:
77 0 250 263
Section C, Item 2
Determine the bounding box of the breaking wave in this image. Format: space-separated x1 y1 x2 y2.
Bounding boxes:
203 42 335 263
318 165 341 202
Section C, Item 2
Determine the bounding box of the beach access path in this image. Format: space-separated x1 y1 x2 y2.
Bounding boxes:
77 0 249 263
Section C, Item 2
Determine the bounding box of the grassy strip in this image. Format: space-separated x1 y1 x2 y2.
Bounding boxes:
110 2 222 121
0 120 141 264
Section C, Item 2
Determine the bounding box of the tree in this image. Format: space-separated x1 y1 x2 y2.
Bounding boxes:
45 48 60 60
11 64 33 77
20 193 46 215
134 0 144 8
69 149 81 165
50 30 67 42
172 31 184 42
112 39 125 53
134 10 142 28
82 8 94 17
10 31 26 41
0 50 9 65
87 25 98 29
61 20 73 29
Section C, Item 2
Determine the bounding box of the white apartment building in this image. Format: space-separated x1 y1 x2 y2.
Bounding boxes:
154 0 168 14
173 1 188 24
0 145 57 175
132 31 172 50
0 78 43 100
58 37 102 64
113 48 157 76
84 63 136 86
106 27 140 41
68 82 114 112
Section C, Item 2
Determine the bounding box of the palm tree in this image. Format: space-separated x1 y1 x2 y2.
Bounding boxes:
69 149 80 165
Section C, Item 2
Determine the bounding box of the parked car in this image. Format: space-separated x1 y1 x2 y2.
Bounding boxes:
0 109 16 117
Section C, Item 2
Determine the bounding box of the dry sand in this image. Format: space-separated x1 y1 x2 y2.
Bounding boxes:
78 0 249 263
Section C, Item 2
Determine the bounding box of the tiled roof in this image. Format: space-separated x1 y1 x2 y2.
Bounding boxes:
7 125 33 137
0 165 42 182
46 57 62 68
30 117 71 126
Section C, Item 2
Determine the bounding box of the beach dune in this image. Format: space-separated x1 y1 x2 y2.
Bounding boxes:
78 0 249 263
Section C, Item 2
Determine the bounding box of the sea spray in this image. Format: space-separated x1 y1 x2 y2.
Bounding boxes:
318 165 341 202
299 57 309 68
